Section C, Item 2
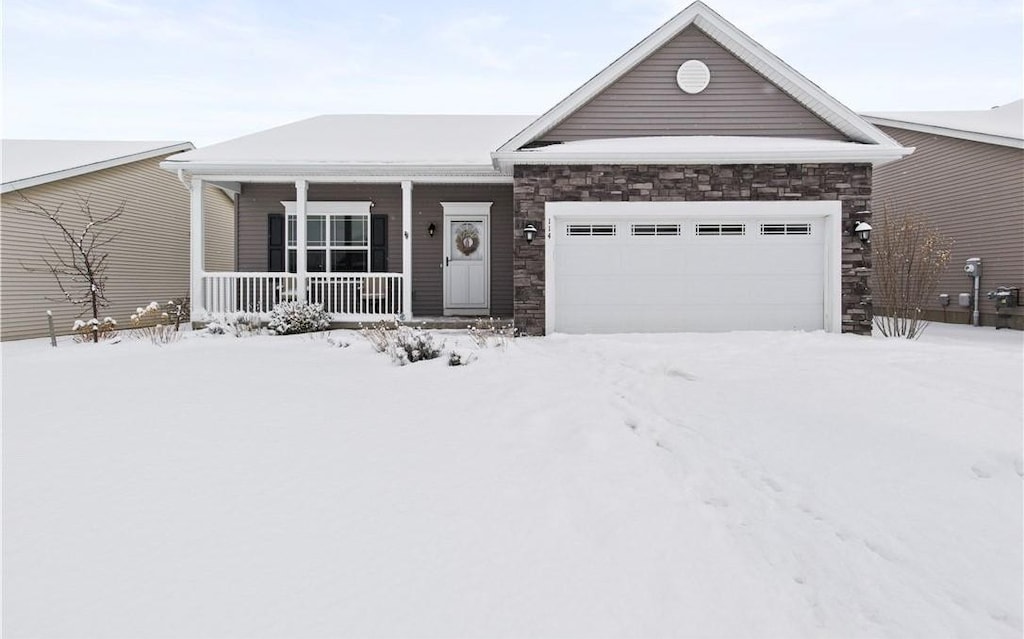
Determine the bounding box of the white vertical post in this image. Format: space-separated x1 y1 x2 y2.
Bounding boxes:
401 180 413 319
189 176 204 323
296 179 308 303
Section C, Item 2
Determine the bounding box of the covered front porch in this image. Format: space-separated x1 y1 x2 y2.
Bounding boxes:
187 176 514 324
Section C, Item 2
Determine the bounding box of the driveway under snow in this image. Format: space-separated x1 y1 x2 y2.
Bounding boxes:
2 324 1022 638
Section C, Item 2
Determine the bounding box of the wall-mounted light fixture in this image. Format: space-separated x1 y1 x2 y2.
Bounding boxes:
853 220 872 243
427 222 436 238
523 223 539 244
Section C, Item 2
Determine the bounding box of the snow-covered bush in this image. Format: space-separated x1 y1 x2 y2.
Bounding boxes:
130 301 179 345
360 319 444 366
388 325 444 365
267 301 330 335
204 312 262 337
448 351 475 367
467 317 516 349
71 317 117 343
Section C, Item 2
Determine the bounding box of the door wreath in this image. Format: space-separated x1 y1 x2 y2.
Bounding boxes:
454 223 480 256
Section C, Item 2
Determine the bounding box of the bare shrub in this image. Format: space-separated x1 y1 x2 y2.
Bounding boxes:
71 317 118 342
467 317 516 349
360 319 401 353
130 302 180 345
872 204 953 339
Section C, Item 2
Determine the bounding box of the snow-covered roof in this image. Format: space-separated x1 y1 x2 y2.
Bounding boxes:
163 115 537 177
493 136 911 166
862 100 1023 149
2 139 194 194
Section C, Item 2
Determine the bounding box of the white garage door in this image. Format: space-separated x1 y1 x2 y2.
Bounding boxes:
551 208 831 334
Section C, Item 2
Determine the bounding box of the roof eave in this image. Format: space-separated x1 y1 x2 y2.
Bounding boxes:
862 116 1024 150
1 142 194 194
492 145 913 168
159 161 514 181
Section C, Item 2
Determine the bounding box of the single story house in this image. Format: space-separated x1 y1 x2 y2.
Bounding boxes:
163 0 911 336
1 140 235 340
864 100 1023 330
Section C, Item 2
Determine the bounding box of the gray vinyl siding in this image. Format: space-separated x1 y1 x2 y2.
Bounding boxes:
540 25 846 143
411 184 513 318
236 183 404 273
1 155 235 341
872 126 1024 328
203 183 236 272
235 182 514 318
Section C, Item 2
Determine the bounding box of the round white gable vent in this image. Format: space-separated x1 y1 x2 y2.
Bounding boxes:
676 60 711 94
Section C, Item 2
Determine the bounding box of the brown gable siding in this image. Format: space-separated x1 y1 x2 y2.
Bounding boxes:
539 26 846 143
872 127 1024 328
1 156 235 340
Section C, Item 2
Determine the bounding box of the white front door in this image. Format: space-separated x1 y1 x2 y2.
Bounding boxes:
442 202 491 315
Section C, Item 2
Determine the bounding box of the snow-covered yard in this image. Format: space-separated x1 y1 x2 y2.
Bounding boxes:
2 323 1022 638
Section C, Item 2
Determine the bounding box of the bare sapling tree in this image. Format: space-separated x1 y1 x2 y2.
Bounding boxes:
19 194 124 343
872 203 953 339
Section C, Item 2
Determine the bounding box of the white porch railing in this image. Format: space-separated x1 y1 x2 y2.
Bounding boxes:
306 273 404 319
201 273 297 315
199 272 404 319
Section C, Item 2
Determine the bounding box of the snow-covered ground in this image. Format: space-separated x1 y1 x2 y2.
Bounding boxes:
2 324 1022 638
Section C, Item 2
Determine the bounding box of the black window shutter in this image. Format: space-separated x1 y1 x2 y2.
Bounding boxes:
371 214 388 272
267 213 285 272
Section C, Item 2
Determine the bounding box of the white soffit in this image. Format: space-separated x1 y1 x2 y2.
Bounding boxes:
496 1 902 153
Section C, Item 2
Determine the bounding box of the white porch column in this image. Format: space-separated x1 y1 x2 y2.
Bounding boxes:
189 176 204 323
295 179 308 303
401 180 413 318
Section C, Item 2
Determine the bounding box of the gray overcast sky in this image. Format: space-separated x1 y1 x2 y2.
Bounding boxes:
3 0 1022 147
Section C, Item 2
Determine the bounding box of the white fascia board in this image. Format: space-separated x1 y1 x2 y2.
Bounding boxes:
493 145 913 167
863 116 1024 149
496 1 898 153
170 173 514 185
159 162 512 180
2 142 194 194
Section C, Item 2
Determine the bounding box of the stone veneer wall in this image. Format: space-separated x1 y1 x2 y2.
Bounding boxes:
512 163 873 335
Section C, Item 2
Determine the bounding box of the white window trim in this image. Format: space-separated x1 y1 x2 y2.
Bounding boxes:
544 200 842 335
280 200 373 273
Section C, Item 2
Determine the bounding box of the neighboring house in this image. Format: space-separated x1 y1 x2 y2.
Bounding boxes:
163 1 910 336
1 140 236 340
864 101 1024 330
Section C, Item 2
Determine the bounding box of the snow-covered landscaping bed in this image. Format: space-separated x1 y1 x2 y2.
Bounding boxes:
2 324 1021 638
